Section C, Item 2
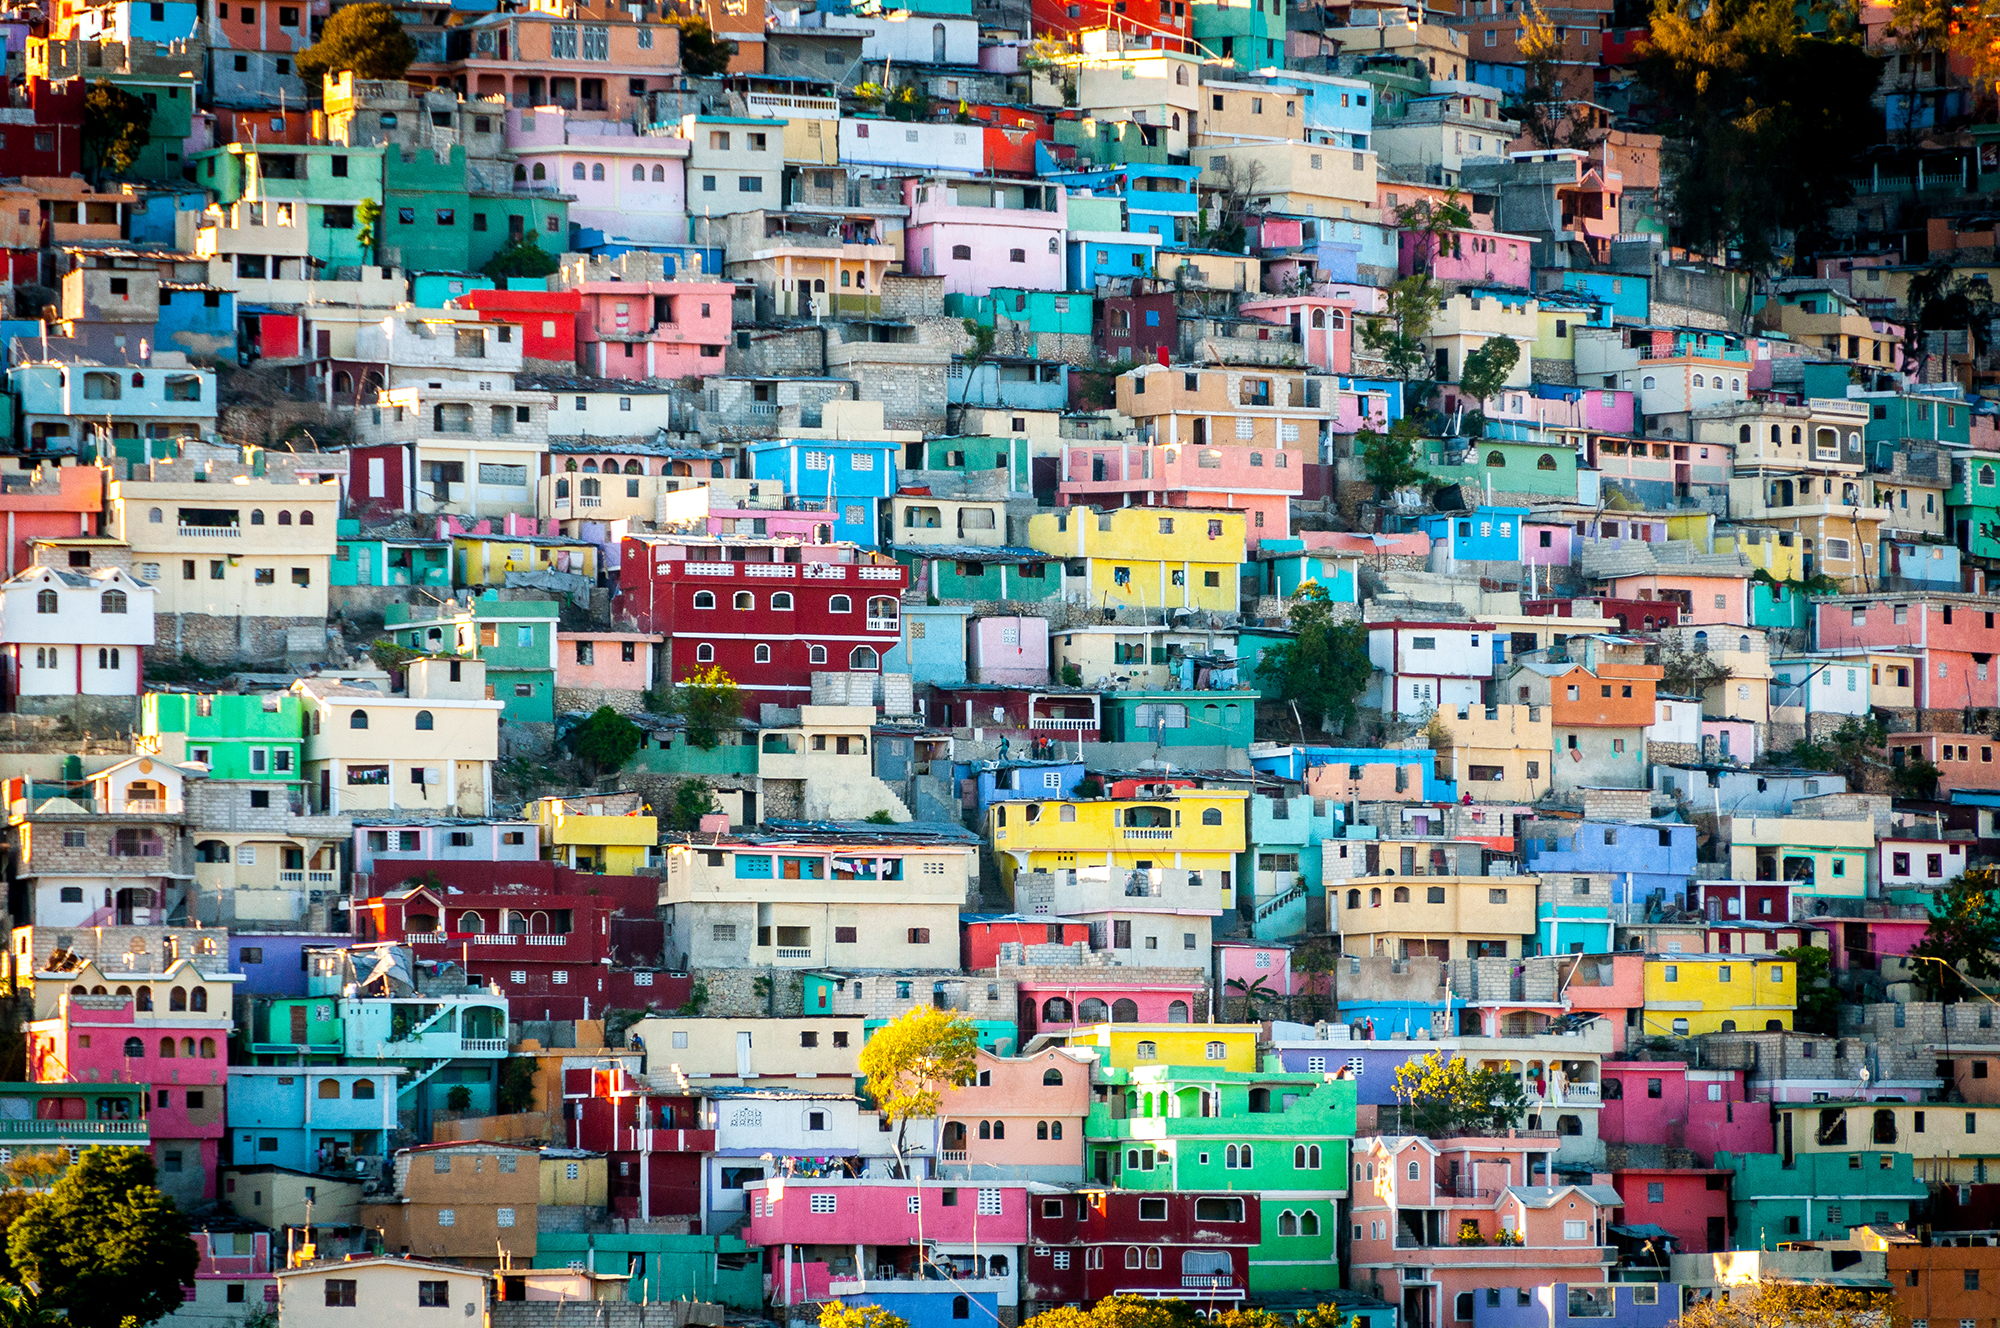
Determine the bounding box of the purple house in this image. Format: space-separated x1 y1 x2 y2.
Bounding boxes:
1523 521 1575 567
1472 1283 1679 1328
1400 225 1535 286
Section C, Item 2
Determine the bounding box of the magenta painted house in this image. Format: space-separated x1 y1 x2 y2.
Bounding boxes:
1400 226 1534 285
1017 975 1204 1037
569 276 735 380
1610 1169 1730 1254
506 108 691 247
1239 296 1353 374
1598 1062 1770 1166
556 630 662 693
1215 938 1302 996
1058 442 1303 546
906 177 1068 295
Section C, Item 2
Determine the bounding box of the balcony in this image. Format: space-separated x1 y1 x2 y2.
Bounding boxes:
1122 829 1174 840
279 870 339 885
177 525 239 538
0 1118 146 1139
1182 1275 1240 1290
462 1038 509 1053
866 616 900 631
1031 717 1097 732
775 946 813 959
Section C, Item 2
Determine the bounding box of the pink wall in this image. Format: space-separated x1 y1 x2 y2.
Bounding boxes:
1058 444 1303 546
1599 1063 1770 1164
908 220 1067 294
1332 385 1393 433
1239 296 1354 374
969 616 1050 684
1215 941 1300 996
1305 762 1431 802
1399 228 1533 286
1606 574 1748 626
574 282 735 380
1889 733 2000 790
1306 530 1431 558
1523 523 1573 567
941 1047 1090 1170
555 632 659 691
744 1180 1030 1246
1563 953 1644 1052
1611 1170 1729 1253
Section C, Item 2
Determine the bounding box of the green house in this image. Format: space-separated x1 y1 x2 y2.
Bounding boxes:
383 593 560 725
1054 116 1175 168
195 143 388 267
1087 1060 1355 1294
1714 1149 1927 1247
383 145 570 274
126 80 198 181
143 692 306 784
946 289 1097 341
913 434 1034 492
891 547 1061 603
1101 690 1256 749
532 1232 763 1309
1420 438 1579 498
1190 0 1287 69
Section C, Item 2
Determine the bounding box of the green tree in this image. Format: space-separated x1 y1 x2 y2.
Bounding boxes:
1675 1284 1903 1328
821 1304 908 1328
1024 1298 1199 1328
1903 263 1996 381
445 1085 473 1112
1455 337 1521 435
1224 975 1279 1022
1892 755 1942 800
481 235 561 281
1392 193 1472 276
1359 416 1431 500
1637 0 1883 269
1359 275 1442 394
1778 945 1839 1034
1392 1052 1531 1135
1779 715 1886 772
664 779 721 833
1508 1 1597 149
295 3 418 83
1910 868 2000 1001
669 665 741 750
572 706 643 773
82 82 150 183
496 1056 538 1115
660 12 737 77
1253 583 1374 734
355 197 382 259
0 1285 64 1328
1295 1306 1370 1328
857 1007 979 1169
8 1146 198 1328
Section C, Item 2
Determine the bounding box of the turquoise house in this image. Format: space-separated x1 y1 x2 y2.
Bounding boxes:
1101 690 1256 749
1714 1150 1927 1247
1239 791 1346 939
912 434 1034 493
1252 539 1361 601
383 594 560 725
332 520 452 589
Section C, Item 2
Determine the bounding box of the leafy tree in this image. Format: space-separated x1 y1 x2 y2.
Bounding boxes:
661 12 736 77
1359 416 1431 499
1253 583 1374 734
572 706 642 773
0 1285 64 1328
1359 275 1442 393
496 1056 538 1115
665 779 721 833
1638 0 1883 269
852 81 930 121
1509 1 1598 148
1295 1307 1369 1328
1893 755 1942 800
1225 975 1279 1022
821 1303 908 1328
669 665 741 750
295 3 418 83
857 1007 979 1169
445 1084 473 1112
82 82 150 183
1455 337 1521 433
355 197 381 258
1903 263 1995 381
1211 1312 1290 1328
1778 945 1839 1034
1779 715 1886 772
1024 1297 1199 1328
1393 193 1472 276
481 235 561 281
1392 1052 1531 1135
1910 868 2000 1001
8 1146 198 1328
1676 1285 1903 1328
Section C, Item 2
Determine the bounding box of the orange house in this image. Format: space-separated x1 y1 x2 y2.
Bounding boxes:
1547 663 1661 729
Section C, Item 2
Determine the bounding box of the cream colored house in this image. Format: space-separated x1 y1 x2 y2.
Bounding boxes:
294 659 502 815
627 1015 869 1082
1428 701 1553 802
1198 141 1377 220
275 1257 485 1328
757 705 915 821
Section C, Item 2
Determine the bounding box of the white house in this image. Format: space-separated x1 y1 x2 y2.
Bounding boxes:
0 565 156 706
1770 653 1874 717
1645 696 1702 748
1879 835 1971 889
1364 621 1494 716
838 118 985 174
275 1257 486 1328
703 1089 933 1214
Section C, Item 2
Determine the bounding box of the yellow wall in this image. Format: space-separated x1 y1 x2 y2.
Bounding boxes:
1069 1022 1261 1073
1026 506 1246 612
1641 956 1794 1036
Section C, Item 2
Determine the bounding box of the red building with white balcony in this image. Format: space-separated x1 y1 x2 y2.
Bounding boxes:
614 535 907 711
180 1225 277 1319
562 1064 710 1221
925 684 1102 741
1028 0 1193 47
1023 1189 1259 1310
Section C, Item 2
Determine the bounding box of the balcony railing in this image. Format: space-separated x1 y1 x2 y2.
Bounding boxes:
462 1038 509 1053
1122 828 1173 840
1182 1275 1239 1290
177 526 239 538
775 947 813 959
0 1119 145 1138
278 870 338 885
940 1149 968 1163
867 616 901 631
1031 717 1097 731
526 935 569 946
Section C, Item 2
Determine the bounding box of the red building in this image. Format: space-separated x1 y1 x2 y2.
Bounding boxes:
0 81 85 179
562 1065 710 1222
1027 0 1194 48
1610 1168 1730 1254
454 288 584 367
614 535 908 711
926 683 1102 740
961 914 1092 970
212 106 314 147
1095 291 1179 366
350 867 684 1020
1024 1189 1258 1310
1598 1061 1771 1166
1523 594 1682 631
957 106 1063 175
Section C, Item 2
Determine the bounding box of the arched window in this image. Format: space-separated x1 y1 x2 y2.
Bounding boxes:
951 244 972 261
693 591 715 609
572 162 586 179
416 711 434 730
278 510 293 525
1486 451 1506 467
158 1037 176 1058
350 710 368 729
1043 1067 1064 1085
34 589 56 614
1167 1000 1189 1022
1739 425 1751 443
1537 453 1557 471
101 590 126 614
1301 1211 1320 1235
1312 309 1326 328
1642 376 1656 390
1692 374 1705 388
182 1037 195 1057
1739 635 1750 653
123 1037 143 1058
695 644 715 662
1369 887 1381 906
1079 997 1109 1022
301 511 314 526
652 165 665 181
978 1120 992 1139
1983 466 1995 487
1278 1211 1298 1236
1201 808 1222 825
1394 886 1410 903
993 1121 1005 1139
1041 998 1072 1021
352 1078 375 1098
850 646 879 669
1037 1121 1049 1140
200 1037 216 1057
317 1078 341 1099
1250 451 1263 467
135 988 151 1011
148 507 163 523
632 165 645 181
1347 889 1361 909
754 644 771 663
168 987 187 1011
1112 998 1139 1022
1176 64 1188 83
1125 1248 1142 1269
1049 1122 1062 1140
190 987 207 1012
952 1299 969 1321
534 163 547 180
251 509 265 525
734 591 754 610
829 595 852 613
772 592 793 610
808 645 827 664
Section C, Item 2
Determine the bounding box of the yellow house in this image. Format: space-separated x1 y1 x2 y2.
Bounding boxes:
988 788 1249 892
1775 1101 2000 1182
1333 869 1539 960
1726 817 1872 900
295 659 502 815
1156 246 1264 294
539 1151 608 1208
527 792 658 875
1063 1022 1261 1074
1641 954 1794 1037
1026 505 1246 613
1427 702 1552 803
452 534 601 587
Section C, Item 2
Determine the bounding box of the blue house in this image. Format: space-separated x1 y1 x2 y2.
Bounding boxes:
129 190 209 245
1881 536 1960 588
1418 506 1532 562
973 758 1088 820
1249 746 1458 803
948 359 1069 412
1558 270 1650 324
884 602 972 686
226 1066 401 1173
1252 539 1361 601
1521 819 1698 935
157 284 235 359
745 438 897 548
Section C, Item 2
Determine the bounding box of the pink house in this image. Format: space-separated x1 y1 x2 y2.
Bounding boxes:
1056 442 1304 547
906 176 1068 295
1560 952 1643 1052
1214 938 1304 997
570 276 736 380
1815 597 2000 709
1015 975 1205 1037
557 630 663 693
1399 226 1534 285
1885 733 2000 792
1239 296 1354 374
23 959 237 1201
1610 1169 1730 1253
0 465 101 575
505 108 691 247
937 1046 1091 1180
745 1178 1029 1314
1603 572 1748 626
1522 523 1573 567
968 616 1050 685
1350 1135 1619 1328
185 1228 276 1314
1332 383 1395 433
1306 530 1432 558
1598 1062 1770 1165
